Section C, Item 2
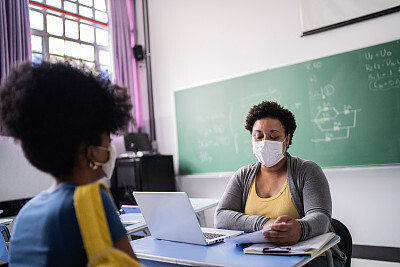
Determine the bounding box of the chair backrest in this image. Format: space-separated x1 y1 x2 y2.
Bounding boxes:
0 225 10 262
332 218 352 267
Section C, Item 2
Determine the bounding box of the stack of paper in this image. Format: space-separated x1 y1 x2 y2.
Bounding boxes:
224 229 273 245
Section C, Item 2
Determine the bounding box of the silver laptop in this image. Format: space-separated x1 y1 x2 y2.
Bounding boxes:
133 191 243 245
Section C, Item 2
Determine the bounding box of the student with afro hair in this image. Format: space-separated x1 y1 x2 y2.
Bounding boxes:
0 61 138 266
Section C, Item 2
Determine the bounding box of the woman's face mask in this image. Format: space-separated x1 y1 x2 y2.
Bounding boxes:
252 137 287 167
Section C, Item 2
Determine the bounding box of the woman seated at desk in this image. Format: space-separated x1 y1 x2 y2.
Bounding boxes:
215 101 345 267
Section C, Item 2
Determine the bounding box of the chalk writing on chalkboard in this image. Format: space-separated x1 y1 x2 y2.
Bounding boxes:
364 47 400 91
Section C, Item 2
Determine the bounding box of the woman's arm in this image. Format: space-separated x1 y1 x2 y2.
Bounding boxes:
215 166 269 232
296 161 332 240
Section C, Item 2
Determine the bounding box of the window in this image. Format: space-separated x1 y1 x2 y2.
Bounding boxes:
28 0 112 76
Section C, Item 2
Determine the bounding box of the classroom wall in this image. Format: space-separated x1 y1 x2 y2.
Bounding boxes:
0 137 52 202
0 0 398 250
144 0 400 248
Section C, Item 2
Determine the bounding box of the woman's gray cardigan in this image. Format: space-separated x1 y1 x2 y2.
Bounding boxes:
214 153 346 265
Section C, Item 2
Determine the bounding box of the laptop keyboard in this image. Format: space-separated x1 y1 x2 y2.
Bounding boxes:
203 232 225 240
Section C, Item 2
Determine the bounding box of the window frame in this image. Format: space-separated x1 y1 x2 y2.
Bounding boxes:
28 0 112 75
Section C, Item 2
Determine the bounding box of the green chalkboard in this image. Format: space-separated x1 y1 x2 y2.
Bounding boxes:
175 39 400 174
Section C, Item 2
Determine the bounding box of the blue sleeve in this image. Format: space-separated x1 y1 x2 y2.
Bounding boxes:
100 187 127 244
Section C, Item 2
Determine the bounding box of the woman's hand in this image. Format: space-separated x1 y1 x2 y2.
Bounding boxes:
262 215 302 246
262 219 275 228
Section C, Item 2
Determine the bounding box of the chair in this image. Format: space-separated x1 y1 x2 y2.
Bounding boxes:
332 218 352 267
0 225 10 263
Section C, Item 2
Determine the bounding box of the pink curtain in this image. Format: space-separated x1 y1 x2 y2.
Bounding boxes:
109 0 141 131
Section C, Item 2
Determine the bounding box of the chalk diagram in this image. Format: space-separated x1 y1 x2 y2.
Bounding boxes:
310 84 361 143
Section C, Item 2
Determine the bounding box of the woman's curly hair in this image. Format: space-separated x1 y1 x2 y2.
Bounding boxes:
0 61 133 179
245 101 297 149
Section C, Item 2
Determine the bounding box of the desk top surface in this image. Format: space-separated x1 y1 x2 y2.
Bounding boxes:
131 236 310 267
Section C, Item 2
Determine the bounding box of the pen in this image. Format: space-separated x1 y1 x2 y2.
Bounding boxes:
263 247 291 253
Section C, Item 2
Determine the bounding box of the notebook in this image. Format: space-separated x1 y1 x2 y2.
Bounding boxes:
132 191 243 245
243 232 337 256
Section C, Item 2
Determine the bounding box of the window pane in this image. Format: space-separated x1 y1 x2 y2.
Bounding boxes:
79 0 93 7
79 5 93 18
65 40 81 59
32 53 43 64
95 10 107 23
30 0 109 73
47 15 64 36
80 44 94 61
100 65 111 78
93 0 106 12
64 1 77 13
31 35 43 53
82 61 95 69
68 59 81 67
49 37 65 56
29 10 44 31
46 0 62 9
80 23 94 43
99 50 110 65
49 55 64 63
65 20 79 39
95 28 108 46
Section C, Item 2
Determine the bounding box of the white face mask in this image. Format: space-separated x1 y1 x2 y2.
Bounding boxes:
92 144 117 179
252 137 287 167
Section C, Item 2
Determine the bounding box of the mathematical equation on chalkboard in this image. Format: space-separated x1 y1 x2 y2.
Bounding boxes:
364 46 400 91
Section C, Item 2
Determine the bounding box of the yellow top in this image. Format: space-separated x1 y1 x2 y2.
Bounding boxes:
244 176 300 220
244 176 325 257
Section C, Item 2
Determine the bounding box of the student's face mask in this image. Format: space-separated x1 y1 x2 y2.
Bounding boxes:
252 137 287 167
92 144 117 179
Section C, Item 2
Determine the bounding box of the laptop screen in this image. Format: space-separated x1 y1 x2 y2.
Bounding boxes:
124 133 152 152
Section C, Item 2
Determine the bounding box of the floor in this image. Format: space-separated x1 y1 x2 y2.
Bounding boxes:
352 259 400 267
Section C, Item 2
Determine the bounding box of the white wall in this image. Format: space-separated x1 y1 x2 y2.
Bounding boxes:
0 137 53 202
144 0 400 248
